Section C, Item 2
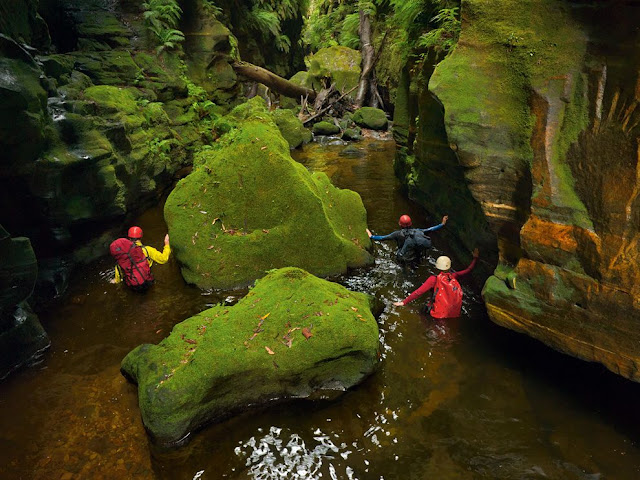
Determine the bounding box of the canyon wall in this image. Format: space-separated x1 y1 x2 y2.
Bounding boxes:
397 0 640 380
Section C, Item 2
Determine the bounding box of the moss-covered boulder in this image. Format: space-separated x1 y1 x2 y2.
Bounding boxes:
121 267 379 445
342 126 362 141
312 121 341 136
269 108 311 148
164 98 371 289
307 46 361 94
353 107 388 131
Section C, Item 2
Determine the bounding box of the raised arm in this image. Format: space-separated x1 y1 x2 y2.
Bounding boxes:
368 230 402 242
393 275 437 306
452 248 479 279
421 215 448 233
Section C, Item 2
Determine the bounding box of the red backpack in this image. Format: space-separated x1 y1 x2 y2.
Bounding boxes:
430 272 463 318
109 238 154 289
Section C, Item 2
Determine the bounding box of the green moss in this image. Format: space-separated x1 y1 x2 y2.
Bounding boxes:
312 121 341 136
352 107 388 131
164 98 372 289
82 85 139 114
269 109 312 148
305 46 361 95
71 51 143 85
121 267 379 445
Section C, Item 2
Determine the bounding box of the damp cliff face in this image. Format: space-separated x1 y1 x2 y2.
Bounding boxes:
406 0 640 381
0 0 240 296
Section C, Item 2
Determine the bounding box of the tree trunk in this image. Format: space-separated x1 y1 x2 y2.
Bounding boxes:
231 61 317 101
355 8 375 107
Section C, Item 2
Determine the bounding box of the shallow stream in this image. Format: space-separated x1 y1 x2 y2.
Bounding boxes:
1 138 639 479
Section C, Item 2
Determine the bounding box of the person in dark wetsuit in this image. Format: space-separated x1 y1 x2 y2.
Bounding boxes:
366 214 448 266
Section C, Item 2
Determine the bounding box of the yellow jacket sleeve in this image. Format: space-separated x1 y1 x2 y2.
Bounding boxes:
113 265 123 283
144 244 171 265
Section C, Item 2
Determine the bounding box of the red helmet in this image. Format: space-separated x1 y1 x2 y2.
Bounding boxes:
398 215 412 228
128 226 143 239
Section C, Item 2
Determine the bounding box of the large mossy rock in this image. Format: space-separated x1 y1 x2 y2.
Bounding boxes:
290 46 361 97
121 267 380 445
164 97 372 289
352 107 388 131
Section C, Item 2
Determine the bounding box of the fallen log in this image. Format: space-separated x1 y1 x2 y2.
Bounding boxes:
231 61 317 101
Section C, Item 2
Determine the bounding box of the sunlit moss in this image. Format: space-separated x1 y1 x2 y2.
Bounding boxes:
121 267 380 445
164 97 372 289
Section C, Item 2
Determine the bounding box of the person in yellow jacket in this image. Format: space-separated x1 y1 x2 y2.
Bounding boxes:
111 226 171 284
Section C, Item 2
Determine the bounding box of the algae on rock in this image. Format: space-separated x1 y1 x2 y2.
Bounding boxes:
164 97 372 289
121 267 380 445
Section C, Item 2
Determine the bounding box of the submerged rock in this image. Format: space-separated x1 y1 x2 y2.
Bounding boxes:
164 97 372 289
121 267 380 446
353 107 388 131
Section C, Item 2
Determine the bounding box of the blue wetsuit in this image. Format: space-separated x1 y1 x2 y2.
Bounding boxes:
370 223 445 263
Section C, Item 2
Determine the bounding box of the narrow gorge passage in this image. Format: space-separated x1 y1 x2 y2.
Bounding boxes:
1 138 638 480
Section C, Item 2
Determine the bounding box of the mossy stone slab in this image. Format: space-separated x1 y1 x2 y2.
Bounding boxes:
121 267 380 446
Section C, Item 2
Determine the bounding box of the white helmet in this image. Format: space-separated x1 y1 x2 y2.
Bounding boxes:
435 256 451 271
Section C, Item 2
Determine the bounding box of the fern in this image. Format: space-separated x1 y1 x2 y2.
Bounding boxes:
339 13 361 49
247 8 281 38
275 34 292 53
202 0 223 19
416 7 460 54
154 28 185 54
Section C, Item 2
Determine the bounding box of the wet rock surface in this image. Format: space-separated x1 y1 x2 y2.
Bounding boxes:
398 0 640 380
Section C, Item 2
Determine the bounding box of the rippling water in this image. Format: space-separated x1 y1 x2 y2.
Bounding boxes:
1 137 639 479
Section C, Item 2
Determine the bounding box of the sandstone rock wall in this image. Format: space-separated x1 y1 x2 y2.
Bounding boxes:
402 0 640 380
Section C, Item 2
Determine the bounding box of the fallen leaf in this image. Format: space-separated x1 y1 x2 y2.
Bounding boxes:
302 328 313 340
265 346 275 355
262 229 270 234
351 307 358 312
155 329 162 334
260 146 267 150
207 245 215 249
185 338 197 345
260 312 271 320
199 211 207 214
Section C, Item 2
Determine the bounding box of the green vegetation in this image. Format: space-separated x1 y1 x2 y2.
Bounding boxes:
121 267 380 445
303 1 460 63
142 0 185 54
200 0 309 54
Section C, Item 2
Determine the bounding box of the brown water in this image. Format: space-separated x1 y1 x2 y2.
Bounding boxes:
1 137 640 480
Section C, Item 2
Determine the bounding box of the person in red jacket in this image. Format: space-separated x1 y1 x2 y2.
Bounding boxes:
393 248 479 318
